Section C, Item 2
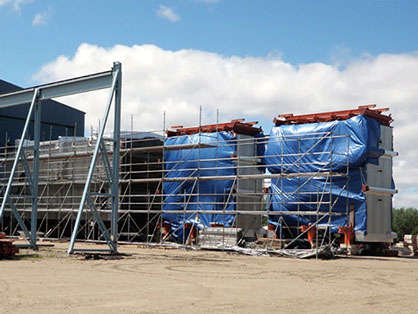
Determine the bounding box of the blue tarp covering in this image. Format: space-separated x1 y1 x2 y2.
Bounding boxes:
265 115 382 174
163 131 237 242
266 115 381 233
267 168 367 233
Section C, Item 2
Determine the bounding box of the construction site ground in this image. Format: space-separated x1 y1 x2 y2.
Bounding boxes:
1 241 417 314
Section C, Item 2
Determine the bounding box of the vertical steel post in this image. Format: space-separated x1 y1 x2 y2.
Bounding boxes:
31 97 42 248
111 62 121 249
160 111 166 242
0 89 39 249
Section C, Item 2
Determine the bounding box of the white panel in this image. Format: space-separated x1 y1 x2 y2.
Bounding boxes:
360 125 394 243
379 125 393 150
363 193 393 242
366 158 392 189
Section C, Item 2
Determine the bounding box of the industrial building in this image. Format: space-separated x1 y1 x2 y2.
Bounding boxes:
0 79 85 149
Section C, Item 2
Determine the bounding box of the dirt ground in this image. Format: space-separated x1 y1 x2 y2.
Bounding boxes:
1 241 417 314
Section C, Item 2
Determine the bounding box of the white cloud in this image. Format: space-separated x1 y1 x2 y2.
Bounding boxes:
32 43 418 208
0 0 32 12
32 13 43 25
156 5 180 22
32 6 52 26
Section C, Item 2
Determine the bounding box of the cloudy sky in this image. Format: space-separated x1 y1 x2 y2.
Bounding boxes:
1 0 418 208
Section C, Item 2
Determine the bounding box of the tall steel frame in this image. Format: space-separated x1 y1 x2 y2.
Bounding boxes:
0 62 122 253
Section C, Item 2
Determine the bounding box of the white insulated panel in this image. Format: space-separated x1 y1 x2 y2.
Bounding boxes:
357 124 396 243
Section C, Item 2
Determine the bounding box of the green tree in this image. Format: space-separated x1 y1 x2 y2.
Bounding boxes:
392 207 418 240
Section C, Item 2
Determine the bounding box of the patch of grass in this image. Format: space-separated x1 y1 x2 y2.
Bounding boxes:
14 253 44 260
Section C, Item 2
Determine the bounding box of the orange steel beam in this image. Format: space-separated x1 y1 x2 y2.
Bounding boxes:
338 226 354 246
301 225 317 247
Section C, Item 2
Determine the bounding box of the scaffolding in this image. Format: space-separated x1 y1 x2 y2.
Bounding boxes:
0 117 350 255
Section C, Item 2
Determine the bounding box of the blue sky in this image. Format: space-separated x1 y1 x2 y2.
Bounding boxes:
1 0 418 86
1 0 418 208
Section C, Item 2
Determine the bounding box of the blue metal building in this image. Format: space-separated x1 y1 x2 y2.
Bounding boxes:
0 79 85 148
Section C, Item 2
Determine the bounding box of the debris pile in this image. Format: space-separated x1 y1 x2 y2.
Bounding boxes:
0 232 19 259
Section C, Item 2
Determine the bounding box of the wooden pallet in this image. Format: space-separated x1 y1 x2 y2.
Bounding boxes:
256 237 288 249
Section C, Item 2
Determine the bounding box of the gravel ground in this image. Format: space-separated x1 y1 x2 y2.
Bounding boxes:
1 241 417 314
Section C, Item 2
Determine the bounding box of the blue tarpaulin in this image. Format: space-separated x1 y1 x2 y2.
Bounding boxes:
163 131 237 242
265 115 382 174
267 168 367 233
265 115 381 233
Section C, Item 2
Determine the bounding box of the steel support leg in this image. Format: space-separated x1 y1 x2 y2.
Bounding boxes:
31 98 41 248
68 62 121 254
0 89 39 249
111 65 121 249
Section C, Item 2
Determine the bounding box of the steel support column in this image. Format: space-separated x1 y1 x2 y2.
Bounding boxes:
0 89 40 249
68 62 121 254
31 96 41 247
111 66 121 246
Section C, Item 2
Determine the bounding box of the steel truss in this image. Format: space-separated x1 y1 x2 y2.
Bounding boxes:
0 62 122 253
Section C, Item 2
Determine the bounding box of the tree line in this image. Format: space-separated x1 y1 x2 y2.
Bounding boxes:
392 207 418 240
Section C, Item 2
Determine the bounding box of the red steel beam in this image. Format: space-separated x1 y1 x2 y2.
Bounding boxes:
167 119 262 137
274 105 392 126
